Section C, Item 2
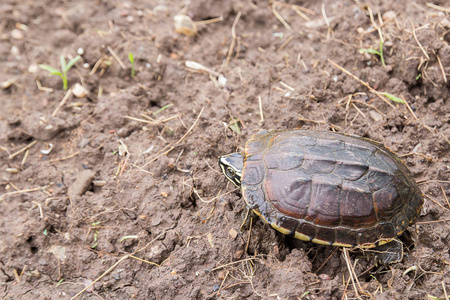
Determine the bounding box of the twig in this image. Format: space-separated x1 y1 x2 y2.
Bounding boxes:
258 96 264 122
129 255 160 267
351 103 366 118
32 201 44 218
176 107 204 144
211 257 258 271
443 280 449 300
343 248 359 298
52 89 73 117
425 194 448 211
0 186 48 201
8 140 37 159
225 12 241 67
272 3 292 31
410 21 429 60
195 16 223 25
401 96 418 120
270 1 316 15
277 35 295 52
436 53 447 83
417 218 450 224
107 46 126 69
321 3 331 38
49 151 80 162
292 6 310 21
316 247 338 273
426 3 450 13
245 217 252 254
21 149 30 166
327 59 396 109
279 81 295 91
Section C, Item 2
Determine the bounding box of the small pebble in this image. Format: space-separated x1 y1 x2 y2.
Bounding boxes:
369 110 383 122
77 47 85 55
319 274 331 280
174 15 197 36
383 11 396 22
212 284 220 292
218 271 226 280
72 83 88 98
28 64 39 73
10 46 19 55
10 29 24 40
153 5 169 16
218 74 227 87
83 63 90 69
228 228 238 239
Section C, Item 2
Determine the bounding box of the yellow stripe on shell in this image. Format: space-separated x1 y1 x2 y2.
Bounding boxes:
311 238 332 246
293 231 311 242
332 241 353 247
270 222 312 242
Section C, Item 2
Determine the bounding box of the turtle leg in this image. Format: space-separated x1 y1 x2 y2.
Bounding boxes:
371 239 404 264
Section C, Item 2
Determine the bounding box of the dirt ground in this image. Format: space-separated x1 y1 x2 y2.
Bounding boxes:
1 0 449 299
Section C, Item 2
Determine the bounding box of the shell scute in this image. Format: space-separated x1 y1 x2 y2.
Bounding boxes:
339 180 376 226
305 174 342 226
264 169 311 219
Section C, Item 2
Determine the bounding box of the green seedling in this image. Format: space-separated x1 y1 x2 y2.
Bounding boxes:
153 104 173 115
128 52 135 77
39 55 81 90
359 39 386 67
229 117 241 134
56 278 64 287
380 92 406 104
91 231 99 249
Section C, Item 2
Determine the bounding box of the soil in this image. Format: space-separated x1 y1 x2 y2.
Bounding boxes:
1 0 449 299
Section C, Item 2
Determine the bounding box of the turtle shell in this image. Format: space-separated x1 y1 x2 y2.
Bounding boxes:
241 130 423 248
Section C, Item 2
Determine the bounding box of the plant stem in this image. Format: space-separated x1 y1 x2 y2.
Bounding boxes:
379 40 386 67
62 73 68 90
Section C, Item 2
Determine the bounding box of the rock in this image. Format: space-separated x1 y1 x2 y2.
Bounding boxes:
369 110 383 122
72 83 88 98
174 15 197 36
10 29 24 40
67 170 95 199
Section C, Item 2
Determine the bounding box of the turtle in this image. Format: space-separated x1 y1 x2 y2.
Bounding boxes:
219 129 423 264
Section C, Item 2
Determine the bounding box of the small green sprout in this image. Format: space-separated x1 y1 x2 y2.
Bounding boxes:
91 221 101 226
128 52 135 77
229 117 241 134
359 39 386 67
91 231 99 249
153 104 173 115
39 55 81 90
380 92 406 104
416 73 422 80
56 278 64 287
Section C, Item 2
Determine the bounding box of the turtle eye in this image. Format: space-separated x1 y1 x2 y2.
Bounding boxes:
226 167 236 178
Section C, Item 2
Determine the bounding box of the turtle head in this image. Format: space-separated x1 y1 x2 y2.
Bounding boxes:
219 153 244 187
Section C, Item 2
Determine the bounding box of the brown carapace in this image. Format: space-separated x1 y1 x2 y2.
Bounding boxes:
219 130 423 249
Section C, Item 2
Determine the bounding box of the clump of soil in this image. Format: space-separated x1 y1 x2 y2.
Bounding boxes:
0 0 449 299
